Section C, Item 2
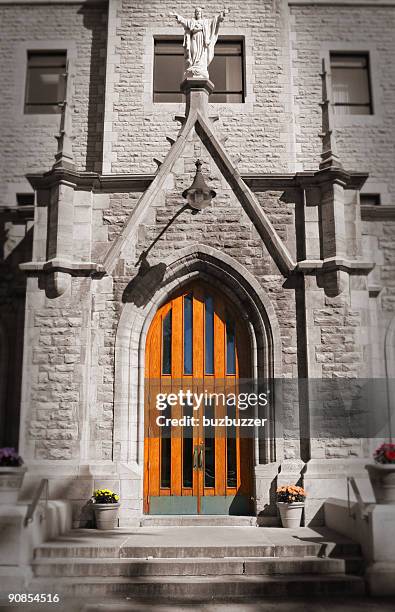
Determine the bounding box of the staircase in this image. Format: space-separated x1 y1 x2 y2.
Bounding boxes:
29 526 365 600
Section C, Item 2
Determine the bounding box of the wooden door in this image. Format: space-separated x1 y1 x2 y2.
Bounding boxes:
144 281 253 515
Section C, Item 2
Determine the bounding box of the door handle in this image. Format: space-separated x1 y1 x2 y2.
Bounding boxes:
198 447 203 469
193 446 198 469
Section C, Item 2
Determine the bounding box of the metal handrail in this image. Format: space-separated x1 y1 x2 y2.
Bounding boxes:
24 478 49 527
347 476 370 521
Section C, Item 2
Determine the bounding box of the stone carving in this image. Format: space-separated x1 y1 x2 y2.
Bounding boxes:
171 7 229 79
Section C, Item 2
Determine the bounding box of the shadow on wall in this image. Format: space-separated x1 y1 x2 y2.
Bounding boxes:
0 221 33 448
78 4 107 173
122 257 167 308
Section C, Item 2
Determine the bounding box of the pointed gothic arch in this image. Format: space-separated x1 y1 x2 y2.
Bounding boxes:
113 244 282 485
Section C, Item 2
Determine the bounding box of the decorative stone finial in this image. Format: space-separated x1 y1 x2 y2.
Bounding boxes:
53 60 75 170
319 58 342 170
170 7 229 80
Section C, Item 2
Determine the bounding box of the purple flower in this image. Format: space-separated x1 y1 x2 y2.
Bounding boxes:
0 447 23 467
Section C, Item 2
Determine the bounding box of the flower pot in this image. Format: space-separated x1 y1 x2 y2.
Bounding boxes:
366 464 395 505
93 503 120 529
277 501 304 527
0 466 27 504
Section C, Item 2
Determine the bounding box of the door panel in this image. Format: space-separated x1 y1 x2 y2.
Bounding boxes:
144 281 253 515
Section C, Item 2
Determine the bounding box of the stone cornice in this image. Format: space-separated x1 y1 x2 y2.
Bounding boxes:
296 257 374 274
27 168 369 194
20 258 105 276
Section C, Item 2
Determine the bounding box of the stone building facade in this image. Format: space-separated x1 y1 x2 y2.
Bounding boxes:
0 0 394 526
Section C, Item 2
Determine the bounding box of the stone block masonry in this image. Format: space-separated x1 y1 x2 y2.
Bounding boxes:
0 2 107 202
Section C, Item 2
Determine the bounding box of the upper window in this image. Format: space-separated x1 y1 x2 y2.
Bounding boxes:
360 194 381 206
24 51 67 114
330 53 372 115
153 38 244 103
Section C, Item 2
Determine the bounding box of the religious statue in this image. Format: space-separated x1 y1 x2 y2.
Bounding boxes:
170 7 229 80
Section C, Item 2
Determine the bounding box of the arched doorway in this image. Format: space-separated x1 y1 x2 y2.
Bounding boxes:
143 280 254 515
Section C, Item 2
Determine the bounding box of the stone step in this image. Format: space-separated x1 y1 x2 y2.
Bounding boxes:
35 542 361 560
140 515 257 527
32 556 347 578
29 574 365 599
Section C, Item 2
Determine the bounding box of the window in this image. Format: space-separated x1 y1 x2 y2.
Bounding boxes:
360 194 381 206
330 53 372 115
25 51 67 114
16 193 34 207
153 38 244 103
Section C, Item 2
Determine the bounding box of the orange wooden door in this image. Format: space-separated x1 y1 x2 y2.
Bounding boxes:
144 281 253 515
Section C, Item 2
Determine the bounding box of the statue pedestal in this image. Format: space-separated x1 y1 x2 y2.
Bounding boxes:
181 78 214 118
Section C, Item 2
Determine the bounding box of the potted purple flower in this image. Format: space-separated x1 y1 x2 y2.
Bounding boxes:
366 443 395 505
0 447 27 504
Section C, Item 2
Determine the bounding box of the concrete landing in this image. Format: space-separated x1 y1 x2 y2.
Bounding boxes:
34 526 360 558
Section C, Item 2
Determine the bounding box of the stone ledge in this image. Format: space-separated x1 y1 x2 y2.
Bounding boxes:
296 257 374 274
19 258 105 276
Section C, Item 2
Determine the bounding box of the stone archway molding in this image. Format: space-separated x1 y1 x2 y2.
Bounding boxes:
113 244 282 475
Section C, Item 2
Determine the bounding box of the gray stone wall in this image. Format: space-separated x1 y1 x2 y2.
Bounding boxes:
106 0 297 174
290 4 395 197
0 2 107 203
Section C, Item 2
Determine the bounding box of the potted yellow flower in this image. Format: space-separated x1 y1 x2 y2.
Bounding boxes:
276 484 306 527
92 488 120 530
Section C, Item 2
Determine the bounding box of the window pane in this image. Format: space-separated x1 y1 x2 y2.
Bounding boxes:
28 52 66 67
161 437 171 488
215 42 242 56
155 41 184 55
25 52 66 114
154 38 244 103
16 194 34 206
210 55 242 93
360 194 381 206
333 104 371 116
331 54 367 69
205 295 214 375
332 68 370 105
184 294 193 375
226 317 236 375
26 67 65 104
211 93 243 103
183 399 193 488
330 53 371 115
160 401 171 488
204 402 215 488
162 310 172 375
154 54 184 93
226 401 237 488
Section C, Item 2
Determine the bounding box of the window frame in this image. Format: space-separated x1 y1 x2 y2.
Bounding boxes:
24 50 67 115
152 35 246 104
329 51 373 116
321 43 381 127
14 40 76 126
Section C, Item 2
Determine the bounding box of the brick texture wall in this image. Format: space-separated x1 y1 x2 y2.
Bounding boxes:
290 4 395 195
0 2 107 203
107 0 296 174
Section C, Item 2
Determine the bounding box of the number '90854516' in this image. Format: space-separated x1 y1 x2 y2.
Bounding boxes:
8 594 60 603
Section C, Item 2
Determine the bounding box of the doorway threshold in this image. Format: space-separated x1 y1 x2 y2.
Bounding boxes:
140 515 257 527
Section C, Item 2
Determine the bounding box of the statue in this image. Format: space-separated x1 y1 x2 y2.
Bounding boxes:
170 7 229 80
